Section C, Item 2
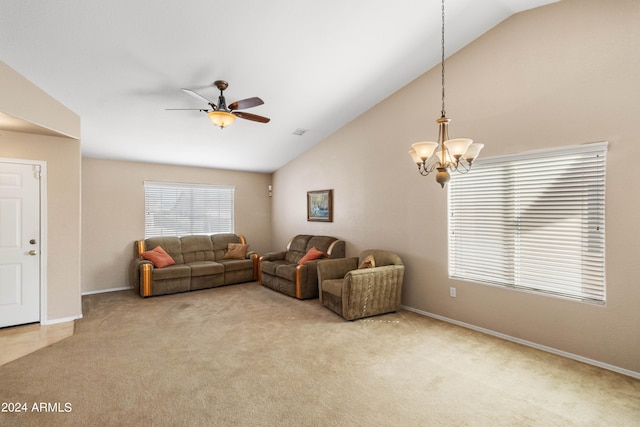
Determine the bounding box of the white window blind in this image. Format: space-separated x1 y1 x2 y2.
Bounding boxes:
144 181 235 238
448 142 607 303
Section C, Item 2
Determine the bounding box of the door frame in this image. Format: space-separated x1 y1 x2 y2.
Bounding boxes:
0 157 48 325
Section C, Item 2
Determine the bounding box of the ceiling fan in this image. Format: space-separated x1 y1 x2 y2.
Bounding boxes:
172 80 270 129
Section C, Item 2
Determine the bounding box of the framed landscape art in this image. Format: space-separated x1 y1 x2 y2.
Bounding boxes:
307 189 333 222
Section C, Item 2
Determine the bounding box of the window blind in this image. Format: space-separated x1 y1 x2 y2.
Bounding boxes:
144 181 235 238
448 142 607 303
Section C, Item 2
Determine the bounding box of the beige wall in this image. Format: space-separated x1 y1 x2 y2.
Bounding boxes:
81 158 272 293
0 62 82 323
272 0 640 374
0 62 79 138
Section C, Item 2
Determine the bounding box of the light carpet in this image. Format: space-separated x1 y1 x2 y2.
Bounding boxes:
1 282 639 426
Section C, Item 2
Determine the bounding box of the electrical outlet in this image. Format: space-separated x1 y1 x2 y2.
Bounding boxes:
450 287 457 298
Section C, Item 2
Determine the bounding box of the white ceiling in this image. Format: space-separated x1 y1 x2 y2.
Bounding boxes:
0 0 559 173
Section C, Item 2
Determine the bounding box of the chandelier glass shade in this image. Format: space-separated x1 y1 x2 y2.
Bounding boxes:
409 118 484 187
407 0 484 188
208 110 236 128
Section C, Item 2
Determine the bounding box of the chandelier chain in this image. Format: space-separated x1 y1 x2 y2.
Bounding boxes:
407 0 483 188
441 0 446 118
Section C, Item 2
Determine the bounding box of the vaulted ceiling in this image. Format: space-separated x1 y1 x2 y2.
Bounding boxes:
0 0 559 173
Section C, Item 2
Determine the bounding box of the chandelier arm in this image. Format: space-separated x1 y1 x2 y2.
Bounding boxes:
452 160 472 173
418 161 439 176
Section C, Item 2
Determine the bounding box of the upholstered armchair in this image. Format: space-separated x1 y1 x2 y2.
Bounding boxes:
316 249 404 320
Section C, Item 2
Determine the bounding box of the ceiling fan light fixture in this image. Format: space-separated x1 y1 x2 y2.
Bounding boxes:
177 80 269 128
208 110 236 128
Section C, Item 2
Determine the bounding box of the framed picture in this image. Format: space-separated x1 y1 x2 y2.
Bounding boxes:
307 189 333 222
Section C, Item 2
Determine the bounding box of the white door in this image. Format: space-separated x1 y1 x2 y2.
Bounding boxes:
0 161 41 327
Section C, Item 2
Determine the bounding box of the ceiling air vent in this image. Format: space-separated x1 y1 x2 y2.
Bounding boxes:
292 128 309 136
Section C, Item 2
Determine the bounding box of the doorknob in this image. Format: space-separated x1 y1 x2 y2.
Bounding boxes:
28 250 38 256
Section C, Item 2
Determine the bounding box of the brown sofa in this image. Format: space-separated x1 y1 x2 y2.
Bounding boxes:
130 233 258 297
259 234 345 299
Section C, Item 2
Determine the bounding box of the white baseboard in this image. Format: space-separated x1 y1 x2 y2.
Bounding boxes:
41 314 82 326
401 305 640 380
82 286 132 296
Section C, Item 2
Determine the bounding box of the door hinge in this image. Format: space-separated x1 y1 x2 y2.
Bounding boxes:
33 165 41 179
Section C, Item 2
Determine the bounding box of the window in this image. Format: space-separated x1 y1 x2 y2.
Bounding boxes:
448 142 607 303
144 181 235 238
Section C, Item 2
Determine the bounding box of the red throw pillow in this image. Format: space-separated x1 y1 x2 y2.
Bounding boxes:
297 246 324 265
141 245 176 268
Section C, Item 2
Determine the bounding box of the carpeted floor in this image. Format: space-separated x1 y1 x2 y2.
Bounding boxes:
1 282 639 426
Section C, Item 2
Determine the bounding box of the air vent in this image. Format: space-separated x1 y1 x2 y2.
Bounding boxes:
292 128 309 136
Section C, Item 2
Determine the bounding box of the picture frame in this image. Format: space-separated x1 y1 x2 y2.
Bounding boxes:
307 189 333 222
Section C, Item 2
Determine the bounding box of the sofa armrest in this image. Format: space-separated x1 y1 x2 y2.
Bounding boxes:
342 265 405 319
130 258 154 296
345 265 405 285
258 251 287 284
247 251 259 280
294 259 329 299
260 251 287 262
326 240 346 259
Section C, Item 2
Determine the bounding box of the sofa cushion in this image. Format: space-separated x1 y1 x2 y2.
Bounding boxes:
307 236 338 254
218 258 254 272
298 246 324 265
284 235 312 263
144 236 184 264
275 263 298 282
261 259 289 276
141 246 176 268
322 279 344 297
188 261 224 277
181 235 215 263
224 243 248 259
212 233 243 260
152 264 191 280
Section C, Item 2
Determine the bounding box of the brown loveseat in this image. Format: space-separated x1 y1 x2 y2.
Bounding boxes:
130 233 258 297
259 234 345 299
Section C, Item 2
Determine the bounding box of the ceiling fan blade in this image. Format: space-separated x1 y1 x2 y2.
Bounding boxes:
181 88 216 106
165 108 210 111
228 97 264 111
233 111 270 123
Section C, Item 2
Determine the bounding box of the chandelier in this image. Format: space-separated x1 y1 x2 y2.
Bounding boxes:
408 0 484 188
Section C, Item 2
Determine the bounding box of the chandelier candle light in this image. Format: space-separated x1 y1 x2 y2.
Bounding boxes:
408 0 484 188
